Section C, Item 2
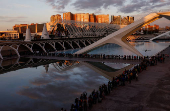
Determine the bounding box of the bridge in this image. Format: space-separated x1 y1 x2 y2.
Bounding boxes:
75 11 170 56
0 20 121 60
0 37 101 59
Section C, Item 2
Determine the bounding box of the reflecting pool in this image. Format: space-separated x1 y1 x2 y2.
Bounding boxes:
0 58 130 110
57 41 170 56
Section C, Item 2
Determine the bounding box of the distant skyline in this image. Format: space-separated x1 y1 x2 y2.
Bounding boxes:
0 0 170 31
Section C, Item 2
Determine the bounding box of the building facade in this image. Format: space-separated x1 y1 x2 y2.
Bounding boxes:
50 14 62 23
0 31 19 39
13 23 51 34
143 24 159 34
165 26 170 30
63 12 109 23
110 15 134 25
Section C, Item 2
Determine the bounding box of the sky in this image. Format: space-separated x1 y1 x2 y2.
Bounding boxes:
0 0 170 31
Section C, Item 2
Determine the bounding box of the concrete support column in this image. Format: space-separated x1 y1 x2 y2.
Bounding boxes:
10 45 20 58
0 46 3 59
35 23 38 33
66 41 74 49
58 42 65 50
73 41 81 48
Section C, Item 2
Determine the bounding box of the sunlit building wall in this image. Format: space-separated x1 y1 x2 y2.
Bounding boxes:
13 24 28 33
63 12 72 21
110 15 134 25
96 14 109 23
50 14 62 23
165 26 170 30
63 12 109 23
143 24 159 34
0 31 19 39
13 23 50 34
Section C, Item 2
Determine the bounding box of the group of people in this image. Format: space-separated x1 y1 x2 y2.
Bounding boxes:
37 52 150 60
60 54 166 111
31 51 167 64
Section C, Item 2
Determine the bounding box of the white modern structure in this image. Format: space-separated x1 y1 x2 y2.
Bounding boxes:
150 31 170 41
50 20 120 38
25 28 31 41
41 24 50 39
75 11 170 57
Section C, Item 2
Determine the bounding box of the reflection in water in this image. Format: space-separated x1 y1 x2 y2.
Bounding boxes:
52 61 80 72
0 58 133 110
0 41 169 110
57 41 170 56
81 61 133 80
88 41 170 56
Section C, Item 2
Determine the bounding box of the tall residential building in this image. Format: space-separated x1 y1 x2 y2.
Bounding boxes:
50 14 62 23
96 14 109 23
143 24 159 34
110 15 134 25
63 12 72 21
63 12 109 23
13 24 28 33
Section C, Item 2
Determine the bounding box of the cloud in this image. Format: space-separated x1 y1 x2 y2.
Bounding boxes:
17 63 109 109
45 0 71 13
0 16 28 23
30 78 52 86
0 16 27 19
13 3 32 8
94 8 102 14
55 10 66 14
44 0 170 14
119 0 170 13
72 0 125 10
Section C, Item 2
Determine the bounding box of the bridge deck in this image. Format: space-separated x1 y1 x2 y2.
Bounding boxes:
0 37 102 45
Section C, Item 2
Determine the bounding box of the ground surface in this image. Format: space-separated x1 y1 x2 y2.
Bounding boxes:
91 46 170 111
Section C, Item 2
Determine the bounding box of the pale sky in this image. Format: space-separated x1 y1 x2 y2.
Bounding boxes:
0 0 170 31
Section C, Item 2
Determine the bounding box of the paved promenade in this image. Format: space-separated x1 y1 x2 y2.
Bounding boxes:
91 46 170 111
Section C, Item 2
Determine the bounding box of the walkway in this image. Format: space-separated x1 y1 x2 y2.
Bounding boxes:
91 46 170 111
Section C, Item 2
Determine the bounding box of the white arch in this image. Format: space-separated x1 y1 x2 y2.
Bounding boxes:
47 42 56 51
0 46 3 59
66 41 74 49
75 11 170 56
73 41 81 48
86 40 92 45
20 44 33 53
58 42 66 50
10 45 20 58
150 31 170 41
34 43 47 53
80 40 86 47
25 58 34 65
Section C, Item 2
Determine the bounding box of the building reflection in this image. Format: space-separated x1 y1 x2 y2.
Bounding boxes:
0 58 81 74
0 58 136 110
0 58 135 81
